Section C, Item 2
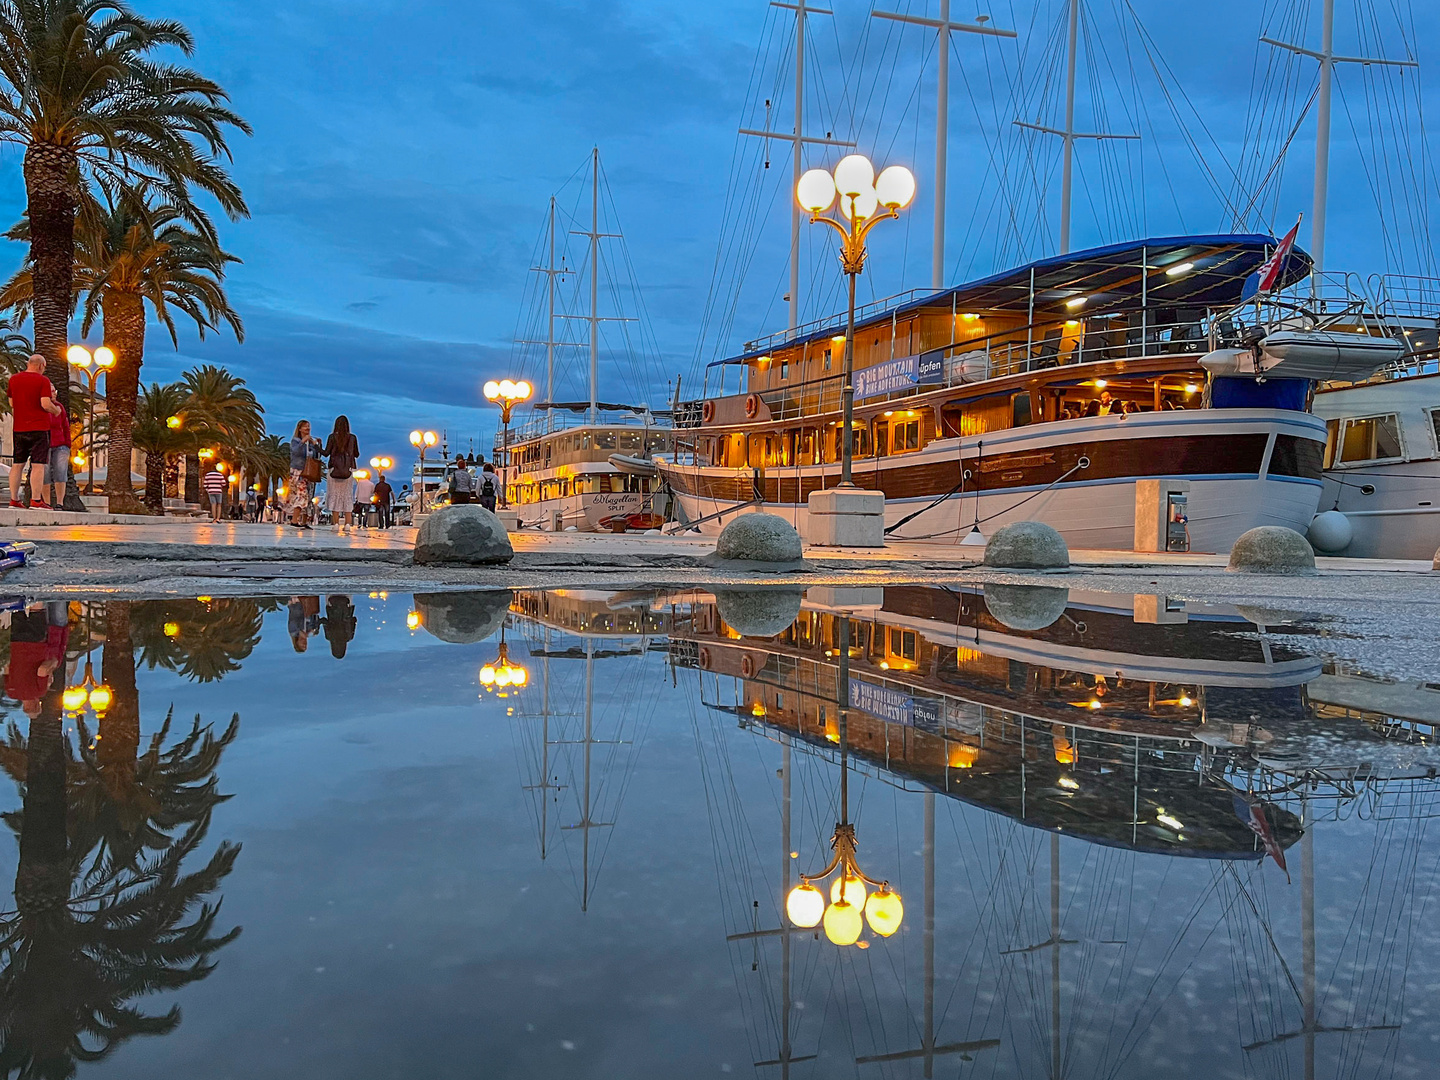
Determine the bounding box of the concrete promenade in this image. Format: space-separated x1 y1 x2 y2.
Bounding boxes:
0 519 1432 574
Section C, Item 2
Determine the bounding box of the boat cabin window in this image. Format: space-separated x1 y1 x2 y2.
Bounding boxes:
595 431 616 450
1012 393 1032 427
1329 414 1404 466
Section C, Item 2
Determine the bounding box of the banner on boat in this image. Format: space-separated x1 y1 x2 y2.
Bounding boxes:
851 678 944 730
854 351 944 400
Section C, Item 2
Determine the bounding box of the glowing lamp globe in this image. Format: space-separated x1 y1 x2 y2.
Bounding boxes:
94 345 116 368
62 686 87 712
830 873 867 908
406 610 422 631
409 430 423 447
499 380 516 398
797 168 837 213
832 154 876 198
66 345 91 367
163 622 180 638
495 668 513 687
479 665 496 687
823 898 864 946
864 887 904 937
483 380 501 400
515 381 533 400
875 165 916 209
786 883 825 928
512 667 529 687
88 684 113 714
839 186 879 222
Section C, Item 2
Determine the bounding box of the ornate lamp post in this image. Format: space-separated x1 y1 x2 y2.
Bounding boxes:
483 379 532 508
66 344 116 494
409 430 438 514
796 156 915 485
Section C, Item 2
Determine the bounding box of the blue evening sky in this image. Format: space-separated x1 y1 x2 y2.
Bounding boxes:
0 0 1434 468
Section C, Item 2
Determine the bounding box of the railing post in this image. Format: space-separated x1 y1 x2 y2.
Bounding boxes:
1140 244 1148 359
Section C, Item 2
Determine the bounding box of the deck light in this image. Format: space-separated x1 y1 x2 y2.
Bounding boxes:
960 312 979 321
1066 296 1088 310
1185 383 1199 394
1165 261 1194 277
1093 379 1107 389
1065 319 1080 327
1057 775 1080 790
1157 812 1184 831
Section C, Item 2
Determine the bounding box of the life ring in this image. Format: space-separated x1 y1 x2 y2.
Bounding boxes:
741 654 757 678
698 647 712 670
744 394 760 418
702 399 715 423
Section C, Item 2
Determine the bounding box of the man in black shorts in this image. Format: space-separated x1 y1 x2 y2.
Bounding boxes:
7 354 61 509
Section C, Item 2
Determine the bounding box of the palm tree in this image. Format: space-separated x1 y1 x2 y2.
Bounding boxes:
129 598 263 684
232 433 287 504
0 193 245 514
130 382 190 510
0 0 250 511
178 365 261 504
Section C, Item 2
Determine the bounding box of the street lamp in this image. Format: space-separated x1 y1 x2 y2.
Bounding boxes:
66 344 116 494
408 431 438 514
482 379 532 508
63 651 112 718
796 155 915 485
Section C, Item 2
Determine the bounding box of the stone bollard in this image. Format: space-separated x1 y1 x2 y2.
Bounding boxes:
702 512 808 573
983 521 1069 570
1227 526 1316 574
412 504 515 566
413 591 513 642
713 588 805 638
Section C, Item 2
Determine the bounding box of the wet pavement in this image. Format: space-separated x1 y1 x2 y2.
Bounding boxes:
0 585 1436 1078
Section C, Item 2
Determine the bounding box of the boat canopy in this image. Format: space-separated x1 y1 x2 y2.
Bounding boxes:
710 232 1313 367
534 400 667 415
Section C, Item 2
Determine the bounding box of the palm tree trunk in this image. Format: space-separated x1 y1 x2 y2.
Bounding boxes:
184 452 200 503
99 602 139 796
14 695 69 917
101 291 149 515
144 451 166 510
23 141 85 513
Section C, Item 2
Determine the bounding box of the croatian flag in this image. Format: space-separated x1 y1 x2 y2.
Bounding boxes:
1232 792 1290 881
1255 215 1302 295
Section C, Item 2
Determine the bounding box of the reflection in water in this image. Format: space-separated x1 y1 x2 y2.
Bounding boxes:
0 587 1430 1077
0 602 241 1077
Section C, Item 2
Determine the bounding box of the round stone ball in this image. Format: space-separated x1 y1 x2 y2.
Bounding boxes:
413 590 513 643
983 583 1070 631
1228 526 1316 574
982 521 1069 570
713 588 804 639
715 512 804 564
412 504 514 566
1307 510 1353 553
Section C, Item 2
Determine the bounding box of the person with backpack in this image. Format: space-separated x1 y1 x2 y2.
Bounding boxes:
478 460 498 512
373 473 394 529
323 415 360 532
448 454 475 505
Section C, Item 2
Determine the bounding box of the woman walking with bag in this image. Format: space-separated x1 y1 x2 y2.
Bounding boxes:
323 416 360 532
288 420 323 530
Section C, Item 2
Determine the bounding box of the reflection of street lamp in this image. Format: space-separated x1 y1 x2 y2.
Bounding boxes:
406 609 422 631
66 344 116 494
785 614 903 945
63 652 112 717
796 155 915 485
479 627 528 697
409 430 438 514
482 379 532 508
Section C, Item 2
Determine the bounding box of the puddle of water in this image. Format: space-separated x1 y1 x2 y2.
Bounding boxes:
0 586 1436 1078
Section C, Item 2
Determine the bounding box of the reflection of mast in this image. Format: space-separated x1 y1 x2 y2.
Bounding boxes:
1243 804 1398 1078
557 640 621 911
1000 837 1078 1080
856 793 999 1073
521 629 565 858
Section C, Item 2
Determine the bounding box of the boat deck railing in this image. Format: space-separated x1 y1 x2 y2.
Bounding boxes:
504 406 671 447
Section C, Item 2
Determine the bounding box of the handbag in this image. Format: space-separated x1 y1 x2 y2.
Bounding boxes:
302 454 323 483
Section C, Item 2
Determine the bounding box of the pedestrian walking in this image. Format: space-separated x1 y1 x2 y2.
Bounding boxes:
202 463 226 522
7 354 62 510
478 460 498 512
449 454 474 504
373 473 394 529
288 420 323 530
321 594 358 659
352 470 375 527
47 399 71 509
323 415 360 532
244 485 260 522
287 595 321 653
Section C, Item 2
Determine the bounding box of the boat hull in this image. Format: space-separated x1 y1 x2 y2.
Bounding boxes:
659 409 1327 552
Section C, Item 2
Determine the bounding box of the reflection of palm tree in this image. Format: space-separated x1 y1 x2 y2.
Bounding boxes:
0 607 241 1077
130 599 263 683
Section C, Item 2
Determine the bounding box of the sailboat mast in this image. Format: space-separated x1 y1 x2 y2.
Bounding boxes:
547 197 556 432
872 6 1013 287
590 147 599 424
1060 0 1080 254
790 0 805 332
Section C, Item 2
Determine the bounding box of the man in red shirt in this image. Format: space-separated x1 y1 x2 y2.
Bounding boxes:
4 604 62 715
8 353 62 509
